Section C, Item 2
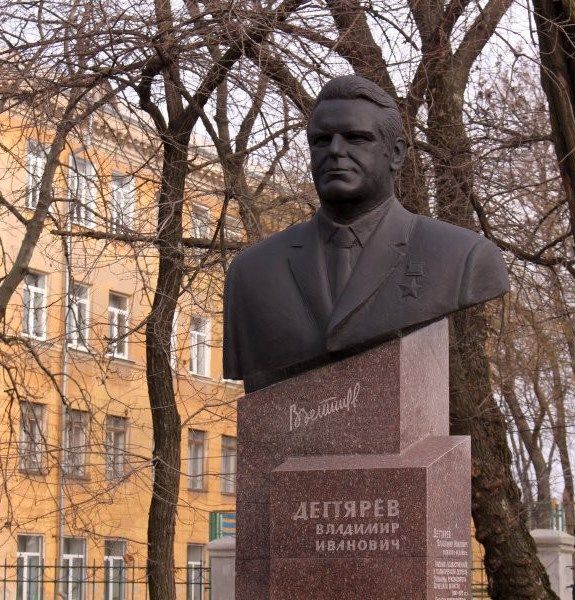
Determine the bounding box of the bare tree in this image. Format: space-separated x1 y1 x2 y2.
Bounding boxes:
0 1 308 599
239 0 560 595
2 1 575 599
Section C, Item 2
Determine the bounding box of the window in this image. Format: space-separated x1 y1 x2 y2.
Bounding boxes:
186 544 204 600
110 174 134 232
22 272 47 340
64 409 88 478
224 215 242 242
104 539 126 600
67 283 89 349
69 155 96 228
105 415 127 479
191 205 210 239
60 537 85 600
27 140 47 210
17 534 43 600
190 316 210 377
108 293 129 359
19 402 45 473
220 435 236 495
188 430 206 491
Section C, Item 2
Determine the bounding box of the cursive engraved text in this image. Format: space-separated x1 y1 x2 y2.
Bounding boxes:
289 382 360 432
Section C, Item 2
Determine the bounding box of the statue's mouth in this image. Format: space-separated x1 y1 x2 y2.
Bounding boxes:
324 168 352 176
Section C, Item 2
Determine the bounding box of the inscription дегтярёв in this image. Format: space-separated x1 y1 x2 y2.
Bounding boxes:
292 498 399 520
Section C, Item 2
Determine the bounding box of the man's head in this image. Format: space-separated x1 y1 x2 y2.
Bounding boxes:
307 75 406 222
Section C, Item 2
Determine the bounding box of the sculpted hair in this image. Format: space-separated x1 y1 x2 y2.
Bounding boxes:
310 75 404 147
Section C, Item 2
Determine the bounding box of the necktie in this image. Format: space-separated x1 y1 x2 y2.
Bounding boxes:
329 227 357 300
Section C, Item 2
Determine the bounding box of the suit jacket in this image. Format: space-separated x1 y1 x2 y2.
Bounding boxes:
223 198 509 391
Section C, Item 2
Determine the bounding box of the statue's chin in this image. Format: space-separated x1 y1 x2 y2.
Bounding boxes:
317 182 361 205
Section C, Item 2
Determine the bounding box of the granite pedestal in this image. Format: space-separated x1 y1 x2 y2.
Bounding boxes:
236 319 471 599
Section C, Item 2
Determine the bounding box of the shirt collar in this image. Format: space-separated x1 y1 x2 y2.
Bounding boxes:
317 196 394 247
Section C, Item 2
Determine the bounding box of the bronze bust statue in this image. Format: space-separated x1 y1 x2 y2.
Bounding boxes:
223 75 509 391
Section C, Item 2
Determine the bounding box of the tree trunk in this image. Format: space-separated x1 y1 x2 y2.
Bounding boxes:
146 135 189 600
551 272 575 536
531 0 575 242
500 371 552 529
451 309 558 598
550 357 575 535
425 63 558 597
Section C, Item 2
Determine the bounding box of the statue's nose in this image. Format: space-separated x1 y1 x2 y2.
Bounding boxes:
328 134 346 157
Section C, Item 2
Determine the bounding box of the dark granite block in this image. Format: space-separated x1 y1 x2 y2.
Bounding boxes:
269 557 428 599
235 321 469 599
268 437 470 599
238 319 448 460
236 501 270 559
236 558 269 599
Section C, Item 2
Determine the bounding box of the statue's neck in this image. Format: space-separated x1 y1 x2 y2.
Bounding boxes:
320 193 394 225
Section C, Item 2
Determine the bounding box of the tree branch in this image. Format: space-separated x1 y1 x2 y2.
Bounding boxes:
326 0 397 97
453 0 514 87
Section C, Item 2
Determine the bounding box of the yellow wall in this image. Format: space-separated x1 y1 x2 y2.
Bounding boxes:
0 106 239 598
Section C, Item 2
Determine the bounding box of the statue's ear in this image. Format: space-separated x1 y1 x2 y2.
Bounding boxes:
390 138 407 171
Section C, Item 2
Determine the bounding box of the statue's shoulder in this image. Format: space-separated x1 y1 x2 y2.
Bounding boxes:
411 212 484 249
408 210 509 301
409 211 504 264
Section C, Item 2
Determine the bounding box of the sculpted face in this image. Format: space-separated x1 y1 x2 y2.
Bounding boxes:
307 98 405 221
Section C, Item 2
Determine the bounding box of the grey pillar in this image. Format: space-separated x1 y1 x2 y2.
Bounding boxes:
206 536 236 600
531 528 574 600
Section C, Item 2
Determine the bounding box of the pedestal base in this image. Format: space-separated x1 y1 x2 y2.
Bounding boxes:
269 437 471 600
234 321 471 599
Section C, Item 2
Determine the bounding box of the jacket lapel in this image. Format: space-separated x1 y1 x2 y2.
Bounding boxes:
327 198 416 335
288 214 333 330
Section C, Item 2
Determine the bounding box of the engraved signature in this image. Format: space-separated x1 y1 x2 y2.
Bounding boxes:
289 382 361 432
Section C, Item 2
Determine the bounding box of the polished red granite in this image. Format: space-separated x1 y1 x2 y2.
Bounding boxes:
270 438 470 599
236 319 471 599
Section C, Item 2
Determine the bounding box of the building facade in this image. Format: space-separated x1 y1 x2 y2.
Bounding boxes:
0 103 239 599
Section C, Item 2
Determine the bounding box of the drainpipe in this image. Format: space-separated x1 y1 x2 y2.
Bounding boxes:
56 192 72 599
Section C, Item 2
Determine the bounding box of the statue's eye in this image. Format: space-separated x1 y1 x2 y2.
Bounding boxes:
312 134 331 146
346 133 370 143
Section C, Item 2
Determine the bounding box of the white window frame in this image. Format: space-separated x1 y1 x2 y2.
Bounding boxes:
188 430 206 491
105 415 127 480
67 283 89 350
220 435 236 495
191 204 211 239
17 534 43 600
64 409 88 478
19 402 45 473
110 173 135 232
22 272 47 341
104 539 126 600
108 293 129 359
69 154 96 228
26 140 48 210
186 544 204 600
189 316 210 377
60 537 85 600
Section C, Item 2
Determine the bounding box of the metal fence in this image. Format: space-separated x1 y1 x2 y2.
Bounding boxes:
0 561 210 600
471 564 489 599
2 558 492 599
